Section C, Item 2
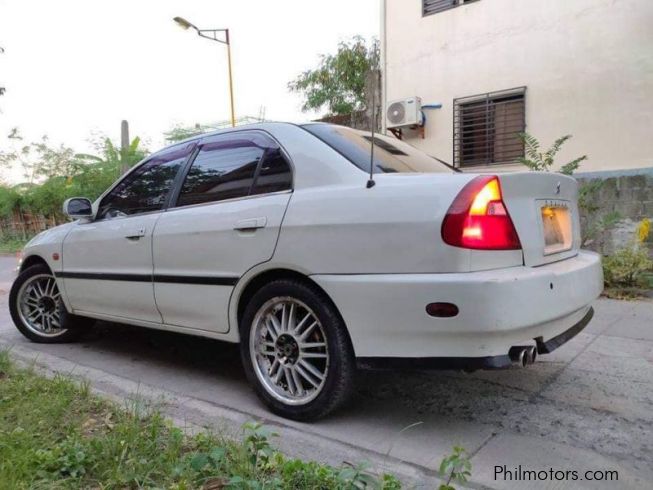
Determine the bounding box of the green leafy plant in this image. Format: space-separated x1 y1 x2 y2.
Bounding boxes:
603 219 653 292
0 130 149 241
518 133 587 175
438 446 472 490
581 209 621 248
242 421 278 470
289 36 379 116
0 233 28 253
336 462 383 489
0 351 408 490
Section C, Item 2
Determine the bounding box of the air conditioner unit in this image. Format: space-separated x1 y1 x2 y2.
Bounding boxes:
386 96 422 129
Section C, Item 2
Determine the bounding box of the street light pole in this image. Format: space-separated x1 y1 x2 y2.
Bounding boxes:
224 29 236 128
173 17 236 127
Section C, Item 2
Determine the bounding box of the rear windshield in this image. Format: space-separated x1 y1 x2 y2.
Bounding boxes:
301 124 451 174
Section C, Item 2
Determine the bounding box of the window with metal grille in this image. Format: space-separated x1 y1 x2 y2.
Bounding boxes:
453 87 526 168
423 0 478 16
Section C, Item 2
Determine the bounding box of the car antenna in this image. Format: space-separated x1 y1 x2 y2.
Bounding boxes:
367 55 378 189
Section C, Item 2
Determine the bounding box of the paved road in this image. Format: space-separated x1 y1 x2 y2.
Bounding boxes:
0 255 651 488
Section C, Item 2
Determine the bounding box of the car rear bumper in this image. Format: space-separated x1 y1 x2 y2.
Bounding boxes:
311 251 603 359
357 307 594 370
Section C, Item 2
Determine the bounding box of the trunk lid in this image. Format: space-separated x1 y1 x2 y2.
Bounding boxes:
498 173 581 267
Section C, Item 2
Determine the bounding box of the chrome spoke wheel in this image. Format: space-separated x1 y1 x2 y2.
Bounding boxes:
250 297 329 405
17 273 66 337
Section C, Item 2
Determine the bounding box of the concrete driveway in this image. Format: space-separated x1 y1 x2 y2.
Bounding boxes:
0 255 651 488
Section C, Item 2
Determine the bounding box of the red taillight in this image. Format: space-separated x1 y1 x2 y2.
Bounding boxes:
441 176 521 250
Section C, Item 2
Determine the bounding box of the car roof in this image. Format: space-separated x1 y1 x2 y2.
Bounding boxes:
165 121 317 148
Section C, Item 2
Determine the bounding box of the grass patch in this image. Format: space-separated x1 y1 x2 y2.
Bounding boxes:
0 351 402 489
0 235 29 254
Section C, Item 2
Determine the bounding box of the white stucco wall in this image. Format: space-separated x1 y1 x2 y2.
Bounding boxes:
382 0 653 172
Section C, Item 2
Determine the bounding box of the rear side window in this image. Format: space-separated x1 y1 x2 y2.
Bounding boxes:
251 147 293 196
97 144 192 219
176 132 291 207
301 123 450 174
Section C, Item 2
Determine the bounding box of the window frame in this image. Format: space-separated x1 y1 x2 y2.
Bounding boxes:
169 129 294 210
422 0 479 17
453 87 527 169
92 142 197 222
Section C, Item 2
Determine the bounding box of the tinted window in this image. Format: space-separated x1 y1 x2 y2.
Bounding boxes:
302 124 451 174
250 148 292 196
98 145 191 219
177 132 291 206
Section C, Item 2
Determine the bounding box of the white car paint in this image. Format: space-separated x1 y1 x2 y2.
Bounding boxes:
19 122 602 363
152 191 291 333
313 251 602 358
63 212 162 323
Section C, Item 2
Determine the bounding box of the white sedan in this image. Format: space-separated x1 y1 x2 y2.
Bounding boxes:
9 123 603 420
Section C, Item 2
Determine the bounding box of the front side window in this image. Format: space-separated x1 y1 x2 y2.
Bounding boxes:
97 144 192 219
302 124 450 174
176 132 291 207
453 87 526 168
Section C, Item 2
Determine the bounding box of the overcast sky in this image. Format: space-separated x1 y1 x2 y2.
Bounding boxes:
0 0 379 182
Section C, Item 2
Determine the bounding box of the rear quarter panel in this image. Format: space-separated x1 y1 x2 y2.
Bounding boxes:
273 173 523 274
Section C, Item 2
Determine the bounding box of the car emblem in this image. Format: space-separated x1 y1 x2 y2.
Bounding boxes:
555 182 561 195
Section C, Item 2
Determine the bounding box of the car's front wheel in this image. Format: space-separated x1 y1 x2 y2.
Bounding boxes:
9 264 93 343
240 279 355 421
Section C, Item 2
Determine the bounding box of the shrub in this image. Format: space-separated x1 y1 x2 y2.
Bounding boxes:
438 446 472 490
603 219 653 289
518 133 587 175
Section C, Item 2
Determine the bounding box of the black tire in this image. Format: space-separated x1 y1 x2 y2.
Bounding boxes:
239 279 356 421
9 264 94 343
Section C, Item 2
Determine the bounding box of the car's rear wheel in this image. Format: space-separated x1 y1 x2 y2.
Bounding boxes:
240 279 355 421
9 264 93 343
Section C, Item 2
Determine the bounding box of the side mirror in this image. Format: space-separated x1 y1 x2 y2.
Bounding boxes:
63 197 94 220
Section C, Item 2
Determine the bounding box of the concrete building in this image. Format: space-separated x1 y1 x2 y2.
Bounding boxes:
380 0 653 173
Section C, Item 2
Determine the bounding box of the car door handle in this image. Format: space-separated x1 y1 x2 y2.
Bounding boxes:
125 227 146 240
234 217 267 231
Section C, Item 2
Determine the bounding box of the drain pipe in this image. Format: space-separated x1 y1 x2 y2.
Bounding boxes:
380 0 387 134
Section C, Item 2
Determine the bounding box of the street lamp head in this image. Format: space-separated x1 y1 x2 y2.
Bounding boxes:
173 16 198 31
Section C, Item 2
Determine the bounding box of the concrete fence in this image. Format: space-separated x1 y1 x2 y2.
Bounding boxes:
576 169 653 257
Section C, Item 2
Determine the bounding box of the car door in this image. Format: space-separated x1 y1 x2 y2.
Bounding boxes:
152 131 293 333
61 143 195 323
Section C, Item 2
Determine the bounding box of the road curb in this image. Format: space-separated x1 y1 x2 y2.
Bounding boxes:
0 340 477 489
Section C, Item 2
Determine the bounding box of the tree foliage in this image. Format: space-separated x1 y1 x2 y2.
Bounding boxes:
0 129 148 223
288 36 379 116
164 124 206 144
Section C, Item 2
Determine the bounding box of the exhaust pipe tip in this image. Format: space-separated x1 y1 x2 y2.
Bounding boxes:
509 345 537 367
525 346 537 365
519 350 527 367
509 346 527 367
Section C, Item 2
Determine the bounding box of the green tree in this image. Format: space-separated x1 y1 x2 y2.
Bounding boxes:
0 131 148 222
0 128 77 184
164 124 206 144
289 36 379 116
74 136 147 198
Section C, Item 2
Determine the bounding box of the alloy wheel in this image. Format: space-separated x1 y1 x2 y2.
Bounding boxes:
17 273 66 337
249 297 329 405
